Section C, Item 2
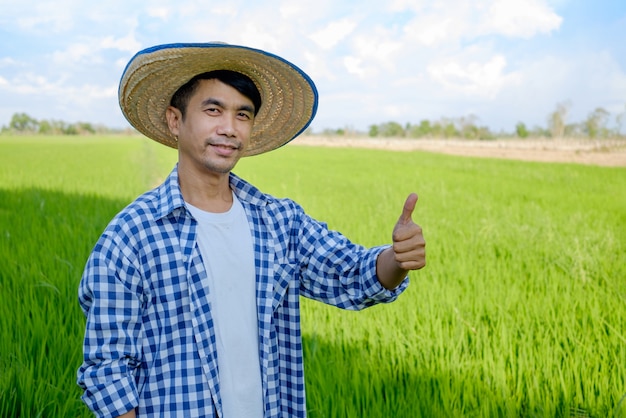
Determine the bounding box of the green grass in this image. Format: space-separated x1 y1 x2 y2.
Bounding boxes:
0 135 624 417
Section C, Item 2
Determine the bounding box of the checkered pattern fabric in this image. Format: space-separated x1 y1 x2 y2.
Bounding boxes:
77 166 408 417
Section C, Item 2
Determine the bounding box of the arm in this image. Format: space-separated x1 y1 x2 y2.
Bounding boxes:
77 235 143 417
294 198 413 309
376 193 426 290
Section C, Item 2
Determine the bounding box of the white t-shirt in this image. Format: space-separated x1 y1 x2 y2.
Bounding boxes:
186 194 263 418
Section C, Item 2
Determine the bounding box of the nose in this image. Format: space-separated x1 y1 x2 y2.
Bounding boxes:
216 114 237 137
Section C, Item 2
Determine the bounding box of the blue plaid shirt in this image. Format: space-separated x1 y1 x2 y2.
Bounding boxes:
77 166 408 417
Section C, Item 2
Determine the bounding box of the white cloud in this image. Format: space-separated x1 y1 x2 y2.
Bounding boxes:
402 0 561 46
0 69 119 122
342 26 404 79
6 73 55 95
0 58 19 68
114 57 129 70
486 0 563 38
177 5 284 51
304 50 337 82
147 7 171 20
47 33 139 72
239 27 283 52
206 5 240 17
428 53 522 99
385 0 428 13
309 18 358 50
403 4 471 47
343 56 370 79
100 34 142 53
523 50 626 121
279 2 307 19
51 43 100 66
12 0 80 33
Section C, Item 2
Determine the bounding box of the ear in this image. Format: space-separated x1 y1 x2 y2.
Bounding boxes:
165 106 182 137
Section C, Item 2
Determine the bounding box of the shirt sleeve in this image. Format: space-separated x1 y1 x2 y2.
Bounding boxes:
295 210 409 310
77 231 144 417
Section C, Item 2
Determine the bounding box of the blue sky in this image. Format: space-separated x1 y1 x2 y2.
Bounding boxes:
1 0 625 134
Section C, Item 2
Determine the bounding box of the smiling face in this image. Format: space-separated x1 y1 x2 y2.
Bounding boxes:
166 78 256 178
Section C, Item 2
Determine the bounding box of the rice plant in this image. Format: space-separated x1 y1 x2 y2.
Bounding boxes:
0 136 624 417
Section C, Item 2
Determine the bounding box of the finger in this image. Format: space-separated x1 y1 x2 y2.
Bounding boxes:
394 248 426 270
393 220 423 243
399 193 418 224
393 232 425 253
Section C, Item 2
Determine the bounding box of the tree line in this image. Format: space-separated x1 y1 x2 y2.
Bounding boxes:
338 102 625 140
3 102 626 139
0 112 128 135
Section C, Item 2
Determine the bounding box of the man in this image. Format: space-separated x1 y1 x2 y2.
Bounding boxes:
77 42 425 418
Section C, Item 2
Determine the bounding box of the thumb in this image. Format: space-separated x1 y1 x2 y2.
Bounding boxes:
399 193 418 224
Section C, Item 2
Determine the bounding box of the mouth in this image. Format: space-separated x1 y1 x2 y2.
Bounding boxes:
208 140 242 157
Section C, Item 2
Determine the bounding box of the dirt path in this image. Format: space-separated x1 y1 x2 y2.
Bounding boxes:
291 136 626 167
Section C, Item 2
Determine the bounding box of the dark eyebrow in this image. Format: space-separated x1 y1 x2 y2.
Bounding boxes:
201 98 224 108
238 104 255 114
201 97 255 114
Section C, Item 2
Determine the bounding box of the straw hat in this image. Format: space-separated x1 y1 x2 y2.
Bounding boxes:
119 42 318 156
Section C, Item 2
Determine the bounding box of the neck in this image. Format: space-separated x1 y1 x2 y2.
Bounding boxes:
178 163 233 213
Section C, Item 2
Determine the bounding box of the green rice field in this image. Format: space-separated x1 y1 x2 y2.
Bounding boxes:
0 135 624 417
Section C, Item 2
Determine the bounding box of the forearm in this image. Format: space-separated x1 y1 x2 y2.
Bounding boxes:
117 410 136 418
376 247 409 290
78 252 143 416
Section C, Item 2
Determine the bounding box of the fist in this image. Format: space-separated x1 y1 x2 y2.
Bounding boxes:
392 193 426 271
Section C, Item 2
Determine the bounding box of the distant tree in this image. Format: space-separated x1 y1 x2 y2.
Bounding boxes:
583 107 610 138
441 119 458 138
616 105 626 137
76 122 96 134
378 121 405 138
321 127 348 136
458 115 479 139
548 101 571 138
564 123 583 137
515 122 529 138
9 112 38 132
2 113 127 136
461 124 478 139
368 125 379 137
51 120 68 134
479 126 494 140
38 119 52 135
407 119 431 138
430 121 443 137
531 125 550 138
40 120 57 134
63 124 79 135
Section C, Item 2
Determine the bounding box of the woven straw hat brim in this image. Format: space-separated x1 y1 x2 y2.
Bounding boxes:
119 43 318 156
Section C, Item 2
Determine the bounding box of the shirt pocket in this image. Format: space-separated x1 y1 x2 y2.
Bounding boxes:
272 263 295 313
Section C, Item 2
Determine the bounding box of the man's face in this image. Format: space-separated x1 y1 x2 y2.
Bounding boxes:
167 78 255 176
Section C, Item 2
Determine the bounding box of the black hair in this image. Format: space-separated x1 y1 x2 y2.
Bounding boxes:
170 70 262 119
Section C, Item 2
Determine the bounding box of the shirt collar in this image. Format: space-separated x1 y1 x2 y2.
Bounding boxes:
229 171 271 207
155 165 270 220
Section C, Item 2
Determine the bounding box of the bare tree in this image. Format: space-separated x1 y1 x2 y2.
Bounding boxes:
584 107 610 138
547 101 571 138
616 104 626 137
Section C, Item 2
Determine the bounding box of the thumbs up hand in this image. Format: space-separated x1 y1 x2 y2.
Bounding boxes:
376 193 426 290
392 193 426 271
